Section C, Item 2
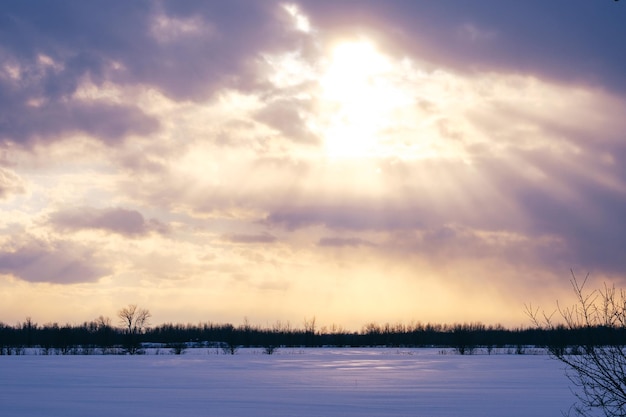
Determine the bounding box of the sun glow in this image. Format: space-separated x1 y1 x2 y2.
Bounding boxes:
319 41 410 158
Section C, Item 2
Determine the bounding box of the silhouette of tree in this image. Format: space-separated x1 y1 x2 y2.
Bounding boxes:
117 304 151 354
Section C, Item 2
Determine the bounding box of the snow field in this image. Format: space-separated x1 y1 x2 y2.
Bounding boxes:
0 348 581 417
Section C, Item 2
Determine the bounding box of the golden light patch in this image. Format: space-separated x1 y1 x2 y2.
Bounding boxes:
318 41 410 159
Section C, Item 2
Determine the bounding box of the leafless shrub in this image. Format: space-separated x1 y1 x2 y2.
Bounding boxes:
527 271 626 417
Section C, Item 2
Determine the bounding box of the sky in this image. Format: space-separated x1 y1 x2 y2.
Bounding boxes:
1 1 625 330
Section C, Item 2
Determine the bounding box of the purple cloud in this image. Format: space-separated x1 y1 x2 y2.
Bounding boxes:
0 100 159 146
254 98 320 144
318 237 374 247
0 1 302 148
266 204 429 231
223 233 277 244
299 0 626 91
0 238 109 284
49 207 169 237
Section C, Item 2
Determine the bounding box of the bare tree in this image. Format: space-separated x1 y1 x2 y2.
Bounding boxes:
527 271 626 417
95 315 112 328
303 316 316 334
117 304 151 354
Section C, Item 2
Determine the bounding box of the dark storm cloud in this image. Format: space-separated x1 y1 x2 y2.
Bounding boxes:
0 238 109 284
0 0 297 147
49 207 169 237
299 0 626 91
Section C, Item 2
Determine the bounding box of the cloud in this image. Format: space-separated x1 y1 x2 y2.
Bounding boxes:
491 156 626 274
1 1 625 326
49 207 169 237
0 99 160 146
0 167 25 199
254 98 319 144
0 0 306 99
0 1 304 148
222 233 277 244
318 236 374 247
298 1 626 91
0 238 109 284
108 15 626 282
266 204 427 231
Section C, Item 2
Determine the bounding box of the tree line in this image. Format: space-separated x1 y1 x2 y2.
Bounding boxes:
3 304 624 355
5 274 626 417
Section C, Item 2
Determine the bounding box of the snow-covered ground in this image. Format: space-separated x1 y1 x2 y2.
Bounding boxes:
0 348 583 417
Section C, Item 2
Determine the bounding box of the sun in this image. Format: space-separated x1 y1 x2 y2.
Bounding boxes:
318 40 408 159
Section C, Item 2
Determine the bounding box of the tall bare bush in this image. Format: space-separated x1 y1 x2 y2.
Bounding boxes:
527 271 626 417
